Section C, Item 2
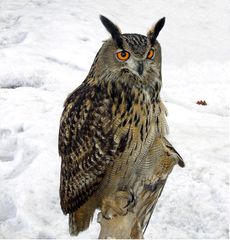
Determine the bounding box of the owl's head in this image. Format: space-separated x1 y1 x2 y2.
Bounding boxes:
92 15 165 85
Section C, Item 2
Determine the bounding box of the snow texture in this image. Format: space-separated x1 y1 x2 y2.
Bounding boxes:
0 0 229 239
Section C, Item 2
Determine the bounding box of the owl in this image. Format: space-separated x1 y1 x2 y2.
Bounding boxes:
59 15 184 238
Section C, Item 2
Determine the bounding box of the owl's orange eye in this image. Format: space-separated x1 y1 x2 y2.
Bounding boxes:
147 49 155 60
116 50 130 61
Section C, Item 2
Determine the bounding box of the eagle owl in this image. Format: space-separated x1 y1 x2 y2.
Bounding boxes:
59 15 184 238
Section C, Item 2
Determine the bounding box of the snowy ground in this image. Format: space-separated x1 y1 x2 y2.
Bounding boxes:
0 0 229 239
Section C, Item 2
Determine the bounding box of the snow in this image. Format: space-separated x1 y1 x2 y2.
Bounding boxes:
0 0 229 239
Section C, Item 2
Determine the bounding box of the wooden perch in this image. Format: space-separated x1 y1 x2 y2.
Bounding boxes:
96 190 142 238
98 210 143 239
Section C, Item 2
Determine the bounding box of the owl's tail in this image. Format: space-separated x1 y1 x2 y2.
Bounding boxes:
69 198 96 236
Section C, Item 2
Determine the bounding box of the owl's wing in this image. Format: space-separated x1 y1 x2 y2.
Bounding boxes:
162 137 185 168
59 83 116 215
141 137 184 233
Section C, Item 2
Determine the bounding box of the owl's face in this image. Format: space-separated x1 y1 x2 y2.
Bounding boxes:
94 16 165 85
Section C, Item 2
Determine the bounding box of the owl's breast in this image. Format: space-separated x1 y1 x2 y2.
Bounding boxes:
101 87 159 192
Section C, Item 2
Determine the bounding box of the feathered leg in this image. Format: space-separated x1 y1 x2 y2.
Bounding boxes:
69 197 97 236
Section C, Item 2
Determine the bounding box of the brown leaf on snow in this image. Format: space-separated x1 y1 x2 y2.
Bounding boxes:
196 100 207 105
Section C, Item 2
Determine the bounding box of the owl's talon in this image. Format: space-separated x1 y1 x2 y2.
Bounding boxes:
123 190 136 209
114 190 136 211
97 212 102 223
101 190 136 219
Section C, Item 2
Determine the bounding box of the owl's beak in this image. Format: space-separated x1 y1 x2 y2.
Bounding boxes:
137 62 144 76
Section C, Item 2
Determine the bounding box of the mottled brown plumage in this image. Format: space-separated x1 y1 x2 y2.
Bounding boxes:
59 15 184 237
97 136 184 239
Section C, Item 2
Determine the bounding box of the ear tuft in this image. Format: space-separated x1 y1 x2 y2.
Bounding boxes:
100 15 123 49
147 17 166 46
